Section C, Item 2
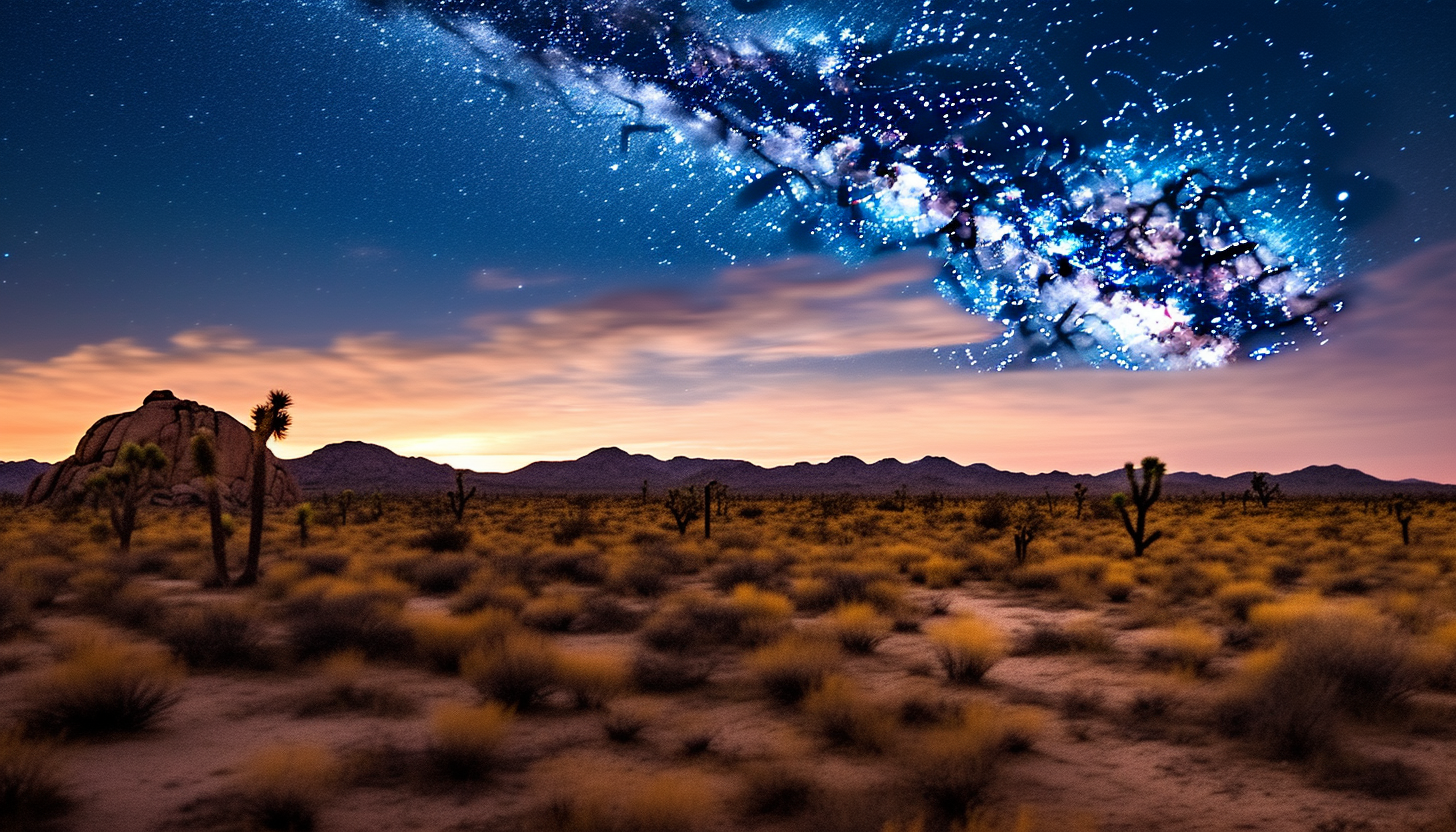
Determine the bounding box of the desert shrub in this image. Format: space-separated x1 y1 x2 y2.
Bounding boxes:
802 674 896 752
573 592 647 633
0 580 32 639
738 762 816 816
602 701 654 742
299 551 349 576
520 590 585 632
161 604 269 670
556 649 630 708
410 554 479 594
909 702 1029 816
237 743 339 832
611 555 673 597
746 635 841 704
1313 749 1427 798
728 584 794 646
5 557 74 608
1140 621 1221 675
461 631 560 709
68 567 124 611
0 733 70 825
546 768 718 832
710 554 789 592
828 602 892 653
20 637 182 738
641 589 747 650
415 524 472 553
1099 562 1137 602
428 701 514 779
1215 647 1340 760
926 616 1008 684
973 499 1011 532
532 546 607 585
294 651 417 717
1214 580 1277 622
450 572 530 614
286 591 413 661
917 557 966 590
101 581 167 630
630 649 713 692
408 608 516 673
1015 617 1114 655
1425 621 1456 690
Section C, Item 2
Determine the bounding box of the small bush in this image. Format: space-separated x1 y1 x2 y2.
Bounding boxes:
0 732 70 825
747 635 841 704
1140 621 1221 675
630 649 713 692
287 592 413 661
21 638 182 738
416 525 472 553
829 603 892 654
802 674 896 752
909 702 1023 816
546 768 718 832
1016 618 1113 655
461 631 560 709
428 701 514 779
450 572 530 614
520 590 584 632
161 604 268 670
294 651 417 717
641 590 745 650
926 616 1008 684
602 701 654 742
408 608 516 673
0 580 33 639
556 649 630 708
237 743 339 832
739 762 815 816
410 554 478 594
1214 581 1276 622
728 584 794 646
573 592 647 634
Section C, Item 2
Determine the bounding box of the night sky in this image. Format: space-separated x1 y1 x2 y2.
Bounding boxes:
2 0 1453 480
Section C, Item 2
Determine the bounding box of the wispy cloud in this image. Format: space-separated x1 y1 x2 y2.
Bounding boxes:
1 248 1452 482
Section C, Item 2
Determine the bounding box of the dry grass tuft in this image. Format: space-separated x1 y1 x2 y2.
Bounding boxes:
926 616 1008 684
294 650 417 717
428 701 514 779
802 674 897 752
556 649 631 709
545 766 718 832
236 743 339 831
461 631 560 709
828 602 893 653
407 608 516 673
21 635 182 738
908 701 1036 817
0 732 70 825
1140 620 1221 675
747 634 842 704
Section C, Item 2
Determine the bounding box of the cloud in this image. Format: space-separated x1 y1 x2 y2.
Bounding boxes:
0 247 1451 482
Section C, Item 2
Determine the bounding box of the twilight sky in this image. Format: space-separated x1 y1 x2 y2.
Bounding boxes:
1 0 1453 481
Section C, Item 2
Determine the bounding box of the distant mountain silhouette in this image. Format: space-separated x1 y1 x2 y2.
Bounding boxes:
262 443 1455 498
0 460 51 495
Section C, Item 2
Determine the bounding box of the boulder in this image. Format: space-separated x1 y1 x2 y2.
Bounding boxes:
24 390 301 510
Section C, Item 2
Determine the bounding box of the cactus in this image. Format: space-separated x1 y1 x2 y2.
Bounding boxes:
1393 496 1417 545
447 470 477 524
1011 501 1045 565
1072 482 1088 519
1111 456 1165 559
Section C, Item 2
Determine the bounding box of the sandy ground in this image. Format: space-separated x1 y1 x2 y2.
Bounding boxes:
4 579 1454 832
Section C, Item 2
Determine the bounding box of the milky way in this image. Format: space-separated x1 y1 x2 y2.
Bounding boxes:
357 0 1355 369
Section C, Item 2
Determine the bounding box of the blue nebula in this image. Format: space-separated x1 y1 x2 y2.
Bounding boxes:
357 0 1349 369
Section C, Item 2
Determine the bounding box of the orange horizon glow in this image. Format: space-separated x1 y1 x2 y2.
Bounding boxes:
3 248 1454 484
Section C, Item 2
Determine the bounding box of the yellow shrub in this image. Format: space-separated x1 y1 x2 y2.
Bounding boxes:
914 557 963 589
429 701 514 778
910 701 1028 815
461 631 560 709
1214 580 1276 622
1140 621 1221 674
548 767 718 832
520 590 585 632
556 649 630 708
0 732 69 823
829 602 892 653
1099 561 1137 602
237 743 339 831
408 608 517 672
802 674 896 752
22 636 183 737
926 616 1008 683
747 635 842 704
729 584 794 645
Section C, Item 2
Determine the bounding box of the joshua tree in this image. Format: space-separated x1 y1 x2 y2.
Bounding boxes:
85 441 169 555
1247 472 1280 509
664 486 701 536
446 470 476 524
1072 482 1088 519
704 481 718 539
1393 496 1417 545
338 489 354 526
1111 456 1166 559
190 430 230 585
296 503 314 547
238 390 292 586
1011 501 1046 565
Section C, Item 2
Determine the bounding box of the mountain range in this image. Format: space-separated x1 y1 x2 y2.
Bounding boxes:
4 442 1452 498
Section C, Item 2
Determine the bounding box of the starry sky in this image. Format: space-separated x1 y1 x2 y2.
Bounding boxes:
1 0 1453 481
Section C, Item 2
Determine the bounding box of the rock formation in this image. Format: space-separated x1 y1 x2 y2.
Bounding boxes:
24 390 301 510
